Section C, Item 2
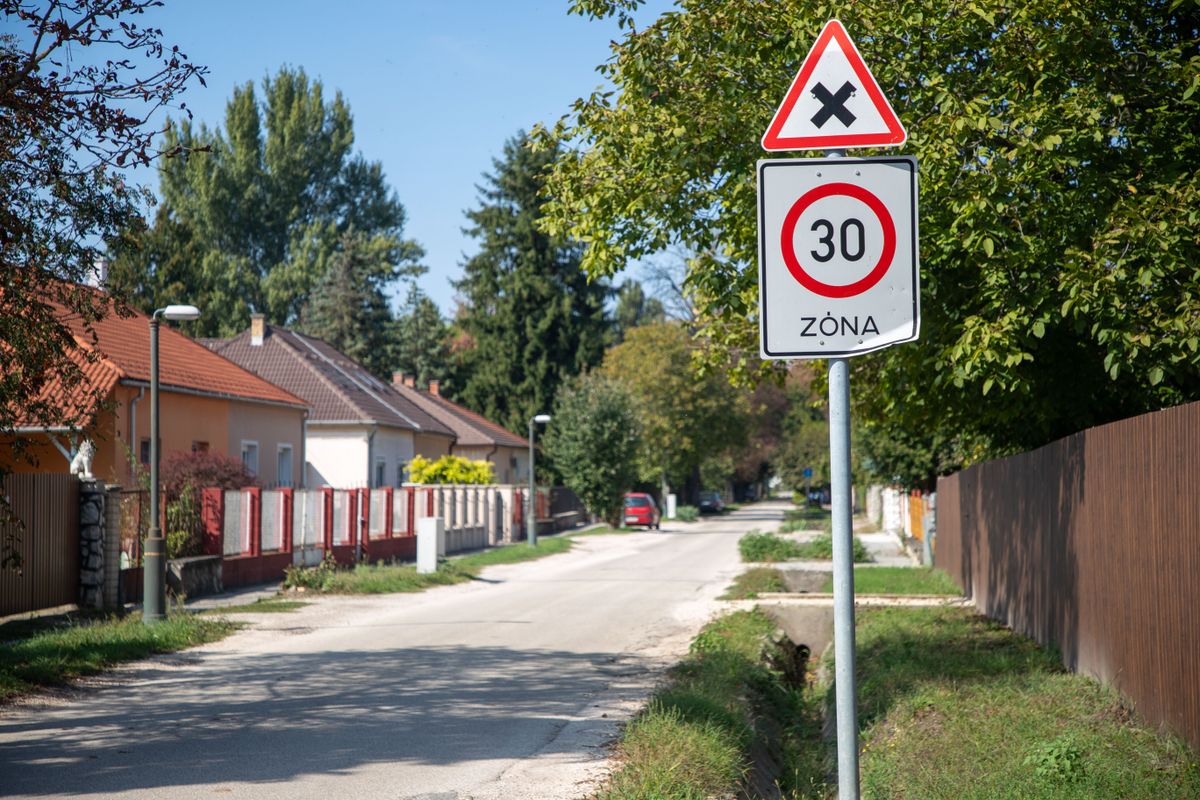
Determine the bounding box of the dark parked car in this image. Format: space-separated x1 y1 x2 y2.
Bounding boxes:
623 493 660 529
698 491 725 514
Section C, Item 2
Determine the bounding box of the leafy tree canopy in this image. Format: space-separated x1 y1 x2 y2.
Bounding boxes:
542 373 641 525
1 0 205 566
601 321 746 497
109 65 424 338
610 279 666 344
452 131 611 433
543 0 1200 460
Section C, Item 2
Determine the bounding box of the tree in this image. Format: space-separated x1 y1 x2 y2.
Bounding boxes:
392 282 451 388
108 66 423 337
406 455 494 485
298 229 396 377
601 322 747 502
542 373 640 526
610 280 665 344
543 0 1200 461
452 131 611 433
1 0 205 567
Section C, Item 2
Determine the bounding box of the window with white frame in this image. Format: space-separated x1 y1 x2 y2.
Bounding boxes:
277 444 293 488
240 440 259 476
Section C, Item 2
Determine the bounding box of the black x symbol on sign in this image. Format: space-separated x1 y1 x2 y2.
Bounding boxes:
810 81 857 128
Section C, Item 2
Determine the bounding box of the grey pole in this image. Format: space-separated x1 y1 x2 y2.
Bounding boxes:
829 356 859 797
527 418 537 547
820 146 860 799
143 315 165 623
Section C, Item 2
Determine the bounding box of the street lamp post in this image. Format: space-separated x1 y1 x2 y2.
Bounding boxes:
527 413 551 547
143 304 201 624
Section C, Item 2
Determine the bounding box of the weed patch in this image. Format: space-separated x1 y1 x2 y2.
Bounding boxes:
739 530 870 563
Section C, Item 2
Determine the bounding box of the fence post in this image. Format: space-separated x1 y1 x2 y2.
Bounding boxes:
201 488 225 557
247 487 262 558
321 487 334 554
384 487 394 539
280 488 293 555
103 485 122 610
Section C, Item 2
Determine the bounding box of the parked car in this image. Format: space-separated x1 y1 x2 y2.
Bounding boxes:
698 491 725 514
623 493 660 529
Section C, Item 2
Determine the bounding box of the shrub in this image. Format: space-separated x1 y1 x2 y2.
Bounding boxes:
738 530 803 562
675 504 699 522
795 532 872 562
282 552 340 592
407 454 495 485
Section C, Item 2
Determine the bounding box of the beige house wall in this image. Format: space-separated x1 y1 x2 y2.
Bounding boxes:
226 400 305 487
450 444 528 485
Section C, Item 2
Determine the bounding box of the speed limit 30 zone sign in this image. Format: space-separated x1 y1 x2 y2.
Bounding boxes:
758 156 919 358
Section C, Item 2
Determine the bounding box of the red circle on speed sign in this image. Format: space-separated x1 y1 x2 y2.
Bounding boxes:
780 182 897 299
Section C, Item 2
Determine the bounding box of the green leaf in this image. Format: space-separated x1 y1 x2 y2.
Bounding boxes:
1032 321 1045 339
982 237 995 257
1149 367 1164 385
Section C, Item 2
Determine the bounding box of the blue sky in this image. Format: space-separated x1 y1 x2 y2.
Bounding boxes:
123 0 675 315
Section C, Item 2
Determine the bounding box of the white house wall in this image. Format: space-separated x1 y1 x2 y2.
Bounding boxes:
306 426 369 488
372 427 416 487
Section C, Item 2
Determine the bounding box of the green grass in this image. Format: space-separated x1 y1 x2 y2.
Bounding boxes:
839 607 1200 799
199 597 310 614
739 530 871 563
284 536 576 594
601 610 825 800
819 566 961 595
720 567 788 600
0 612 236 702
675 504 700 522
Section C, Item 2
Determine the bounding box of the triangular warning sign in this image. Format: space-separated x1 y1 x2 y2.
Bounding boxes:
761 19 906 152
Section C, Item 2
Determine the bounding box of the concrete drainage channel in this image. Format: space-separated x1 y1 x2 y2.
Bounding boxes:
727 568 970 798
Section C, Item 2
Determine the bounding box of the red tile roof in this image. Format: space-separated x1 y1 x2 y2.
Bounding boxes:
389 382 530 449
15 292 306 428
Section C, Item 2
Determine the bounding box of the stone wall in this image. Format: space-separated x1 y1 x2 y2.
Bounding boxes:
78 480 106 609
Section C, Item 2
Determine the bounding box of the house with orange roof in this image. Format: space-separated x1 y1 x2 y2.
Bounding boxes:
389 375 531 486
207 316 457 489
2 295 309 488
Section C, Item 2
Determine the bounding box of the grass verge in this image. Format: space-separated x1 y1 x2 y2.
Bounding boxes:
780 506 832 534
199 597 310 614
819 566 960 596
843 607 1199 799
0 612 237 702
721 567 788 600
284 536 575 594
739 530 870 563
599 609 826 800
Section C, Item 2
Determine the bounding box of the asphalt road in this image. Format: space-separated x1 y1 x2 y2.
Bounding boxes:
0 502 785 800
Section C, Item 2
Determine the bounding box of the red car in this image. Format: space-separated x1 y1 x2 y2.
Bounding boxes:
623 493 661 529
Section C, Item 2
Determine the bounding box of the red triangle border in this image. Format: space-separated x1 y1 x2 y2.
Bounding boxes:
761 19 906 152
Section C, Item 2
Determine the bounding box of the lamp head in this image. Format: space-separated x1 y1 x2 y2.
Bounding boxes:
533 414 551 424
159 304 201 321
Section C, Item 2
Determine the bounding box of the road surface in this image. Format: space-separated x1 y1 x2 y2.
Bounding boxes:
0 502 785 800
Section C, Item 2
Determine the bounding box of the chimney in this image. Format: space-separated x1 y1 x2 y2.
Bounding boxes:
392 371 405 387
428 380 440 396
86 257 109 289
250 313 265 346
405 374 416 388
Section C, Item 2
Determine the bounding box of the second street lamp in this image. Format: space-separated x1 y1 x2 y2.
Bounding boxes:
527 413 551 546
143 304 201 624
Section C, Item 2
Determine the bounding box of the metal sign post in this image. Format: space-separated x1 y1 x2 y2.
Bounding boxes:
757 20 919 799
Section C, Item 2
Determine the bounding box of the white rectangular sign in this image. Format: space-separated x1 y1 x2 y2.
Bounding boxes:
757 156 919 358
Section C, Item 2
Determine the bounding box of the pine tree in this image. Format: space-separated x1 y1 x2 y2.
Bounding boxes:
392 282 451 389
299 230 395 376
452 132 611 432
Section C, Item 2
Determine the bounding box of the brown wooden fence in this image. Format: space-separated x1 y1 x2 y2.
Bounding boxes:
0 473 80 617
936 400 1200 750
